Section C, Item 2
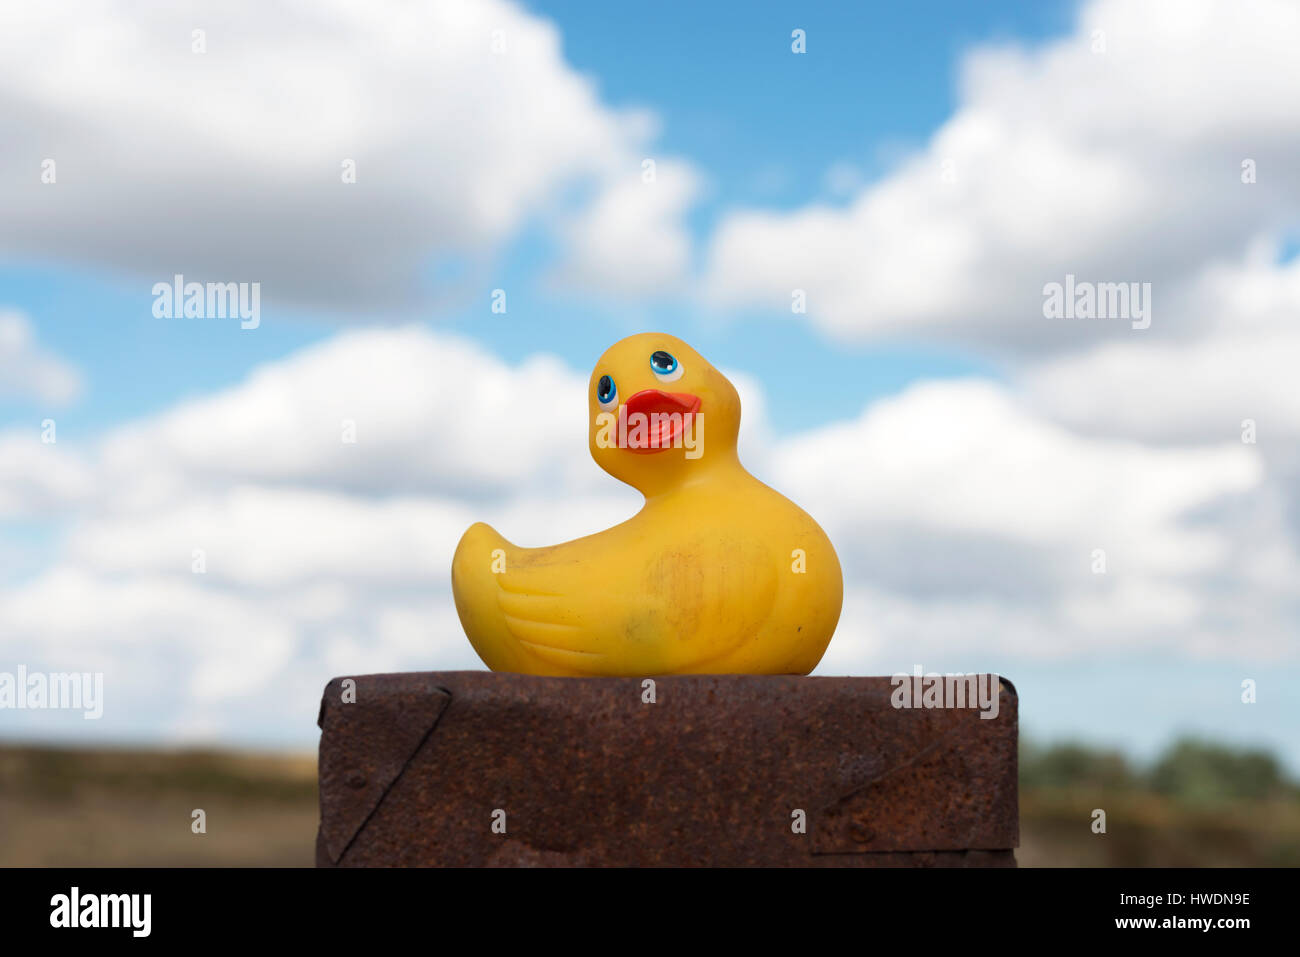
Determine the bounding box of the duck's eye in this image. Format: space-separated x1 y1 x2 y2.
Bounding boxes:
596 374 618 411
649 350 683 382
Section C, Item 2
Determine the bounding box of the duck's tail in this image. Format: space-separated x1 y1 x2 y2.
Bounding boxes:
451 522 526 672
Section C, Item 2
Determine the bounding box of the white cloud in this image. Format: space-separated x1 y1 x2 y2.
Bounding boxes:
1022 253 1300 442
702 0 1300 354
775 379 1261 558
0 429 93 519
98 326 596 501
66 486 471 589
0 311 82 403
0 0 698 309
774 379 1291 666
0 565 299 701
553 159 703 298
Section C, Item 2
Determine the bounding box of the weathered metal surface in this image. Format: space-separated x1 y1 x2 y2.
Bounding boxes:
316 672 1018 867
316 674 451 863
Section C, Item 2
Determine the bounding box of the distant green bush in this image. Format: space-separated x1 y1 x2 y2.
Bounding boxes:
1020 740 1136 791
1149 739 1290 803
1021 737 1298 803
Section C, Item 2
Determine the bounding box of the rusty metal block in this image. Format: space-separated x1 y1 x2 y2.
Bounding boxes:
316 672 1018 867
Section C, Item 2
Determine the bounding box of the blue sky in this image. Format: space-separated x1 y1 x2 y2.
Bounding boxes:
1 0 1297 769
535 0 1074 197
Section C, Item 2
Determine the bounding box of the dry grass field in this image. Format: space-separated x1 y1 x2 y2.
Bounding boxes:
0 746 318 867
1018 790 1300 867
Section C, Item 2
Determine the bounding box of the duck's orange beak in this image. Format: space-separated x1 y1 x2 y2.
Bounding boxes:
621 390 702 453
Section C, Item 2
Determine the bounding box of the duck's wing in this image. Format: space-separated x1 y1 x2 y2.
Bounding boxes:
494 532 779 675
493 565 610 673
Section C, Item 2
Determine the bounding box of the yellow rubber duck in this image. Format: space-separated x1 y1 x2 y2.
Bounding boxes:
451 332 843 676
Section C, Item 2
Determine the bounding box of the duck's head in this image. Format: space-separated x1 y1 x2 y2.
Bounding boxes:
587 332 741 494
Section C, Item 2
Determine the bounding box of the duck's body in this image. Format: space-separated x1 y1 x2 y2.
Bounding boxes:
451 333 843 676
